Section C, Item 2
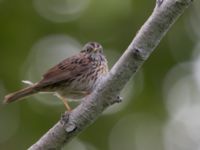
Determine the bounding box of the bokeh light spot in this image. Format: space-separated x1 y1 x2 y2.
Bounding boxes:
33 0 90 22
164 106 200 150
109 114 163 150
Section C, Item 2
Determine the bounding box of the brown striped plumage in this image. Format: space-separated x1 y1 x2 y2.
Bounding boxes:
4 42 108 110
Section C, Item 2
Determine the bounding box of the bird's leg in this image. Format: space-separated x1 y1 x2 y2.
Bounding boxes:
60 97 72 111
55 94 72 111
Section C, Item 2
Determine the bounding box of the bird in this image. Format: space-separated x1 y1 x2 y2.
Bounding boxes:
3 42 109 111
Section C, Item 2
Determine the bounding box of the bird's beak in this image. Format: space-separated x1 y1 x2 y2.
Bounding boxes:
94 48 98 52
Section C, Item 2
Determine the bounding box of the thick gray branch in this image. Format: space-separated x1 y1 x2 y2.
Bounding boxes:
29 0 194 149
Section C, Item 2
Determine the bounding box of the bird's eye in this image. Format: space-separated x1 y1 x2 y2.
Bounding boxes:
86 47 92 52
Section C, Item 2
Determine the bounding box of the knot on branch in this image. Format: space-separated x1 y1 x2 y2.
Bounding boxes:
60 112 77 133
115 95 123 103
132 47 147 61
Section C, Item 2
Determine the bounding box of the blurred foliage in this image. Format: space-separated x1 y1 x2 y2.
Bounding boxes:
0 0 198 150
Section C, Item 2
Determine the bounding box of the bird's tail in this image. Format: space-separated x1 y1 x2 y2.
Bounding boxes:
3 84 39 104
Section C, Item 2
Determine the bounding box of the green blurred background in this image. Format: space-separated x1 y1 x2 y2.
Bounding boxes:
0 0 200 150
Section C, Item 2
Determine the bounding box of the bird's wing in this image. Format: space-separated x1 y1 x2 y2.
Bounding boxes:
37 53 91 87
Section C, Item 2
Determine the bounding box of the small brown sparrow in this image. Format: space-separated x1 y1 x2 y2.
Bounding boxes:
4 42 109 111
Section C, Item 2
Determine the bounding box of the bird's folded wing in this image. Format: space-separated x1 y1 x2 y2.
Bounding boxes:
37 54 91 87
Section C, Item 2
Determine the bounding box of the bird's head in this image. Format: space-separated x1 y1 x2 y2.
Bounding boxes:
81 42 103 54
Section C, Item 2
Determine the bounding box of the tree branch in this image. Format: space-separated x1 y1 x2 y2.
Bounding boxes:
28 0 194 149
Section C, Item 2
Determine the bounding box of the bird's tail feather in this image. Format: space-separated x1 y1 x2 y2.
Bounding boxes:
3 84 38 104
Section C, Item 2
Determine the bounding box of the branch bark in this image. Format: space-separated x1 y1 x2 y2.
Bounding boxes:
29 0 194 149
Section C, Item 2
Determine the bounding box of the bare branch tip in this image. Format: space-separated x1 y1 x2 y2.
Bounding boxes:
157 0 164 7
